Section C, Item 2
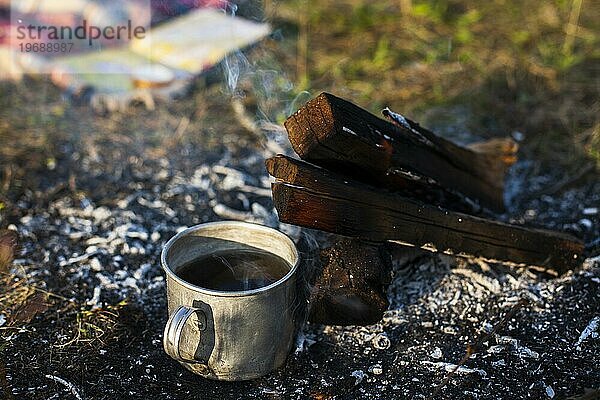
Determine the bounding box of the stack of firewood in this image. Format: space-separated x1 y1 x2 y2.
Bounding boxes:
267 92 584 325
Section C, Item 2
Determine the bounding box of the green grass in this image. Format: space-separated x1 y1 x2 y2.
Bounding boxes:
267 0 599 165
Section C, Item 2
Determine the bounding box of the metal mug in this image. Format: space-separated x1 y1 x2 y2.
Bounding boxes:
161 221 300 380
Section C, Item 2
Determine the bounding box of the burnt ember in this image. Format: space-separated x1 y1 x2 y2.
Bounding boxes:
308 239 392 326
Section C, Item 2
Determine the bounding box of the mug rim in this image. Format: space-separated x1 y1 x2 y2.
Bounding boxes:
161 221 299 297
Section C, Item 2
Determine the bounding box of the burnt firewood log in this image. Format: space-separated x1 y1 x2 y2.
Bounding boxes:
267 155 583 274
269 93 583 327
284 92 518 212
308 239 392 326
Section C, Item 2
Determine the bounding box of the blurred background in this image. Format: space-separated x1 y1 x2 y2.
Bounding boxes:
0 0 598 201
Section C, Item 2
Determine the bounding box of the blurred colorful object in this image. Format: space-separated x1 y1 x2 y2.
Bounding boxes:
49 8 269 97
151 0 229 22
130 8 270 75
0 2 270 109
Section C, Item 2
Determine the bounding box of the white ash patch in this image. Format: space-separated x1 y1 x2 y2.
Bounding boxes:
368 363 383 375
421 361 487 377
86 286 102 310
294 329 317 354
575 316 599 350
487 335 540 359
320 324 389 355
44 375 83 400
543 382 555 399
372 333 391 350
9 152 299 309
429 347 443 359
583 207 598 215
351 370 366 385
166 161 286 230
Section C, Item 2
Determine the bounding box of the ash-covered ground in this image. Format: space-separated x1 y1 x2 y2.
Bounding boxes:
0 80 599 400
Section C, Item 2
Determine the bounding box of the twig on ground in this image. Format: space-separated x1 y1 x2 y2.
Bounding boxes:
45 374 84 400
526 163 595 199
231 97 262 137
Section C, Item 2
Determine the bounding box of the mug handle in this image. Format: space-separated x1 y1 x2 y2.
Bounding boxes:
163 305 207 364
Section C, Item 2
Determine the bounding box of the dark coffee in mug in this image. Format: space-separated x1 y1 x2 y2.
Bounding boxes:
176 248 291 291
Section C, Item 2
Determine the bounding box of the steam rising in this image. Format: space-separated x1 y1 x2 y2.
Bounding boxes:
220 1 312 142
217 2 322 327
223 51 250 96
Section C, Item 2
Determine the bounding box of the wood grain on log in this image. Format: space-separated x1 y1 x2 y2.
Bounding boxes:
266 155 583 274
308 239 392 326
284 92 517 212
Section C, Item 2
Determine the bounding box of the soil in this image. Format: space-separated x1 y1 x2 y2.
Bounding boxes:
0 77 598 400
